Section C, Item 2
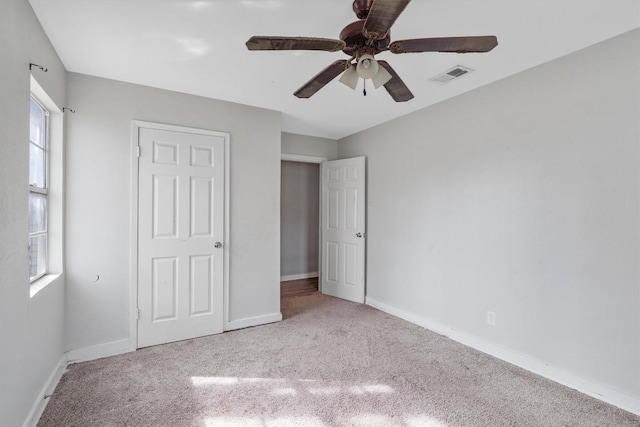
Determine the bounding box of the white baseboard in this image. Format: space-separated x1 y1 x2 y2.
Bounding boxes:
225 312 282 331
66 339 131 364
23 355 67 427
280 272 319 282
365 296 640 416
23 339 133 427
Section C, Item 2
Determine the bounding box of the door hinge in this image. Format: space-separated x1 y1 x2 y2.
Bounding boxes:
136 146 141 158
137 307 141 320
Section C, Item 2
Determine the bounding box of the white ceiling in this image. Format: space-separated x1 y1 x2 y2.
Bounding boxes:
29 0 639 139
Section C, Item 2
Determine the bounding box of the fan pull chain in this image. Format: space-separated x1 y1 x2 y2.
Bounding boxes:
363 79 367 96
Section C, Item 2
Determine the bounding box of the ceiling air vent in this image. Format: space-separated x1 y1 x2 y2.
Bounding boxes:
429 65 474 84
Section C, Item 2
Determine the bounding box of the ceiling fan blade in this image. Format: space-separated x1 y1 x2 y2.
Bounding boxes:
377 60 414 102
390 36 498 54
294 60 351 99
246 36 346 52
363 0 412 40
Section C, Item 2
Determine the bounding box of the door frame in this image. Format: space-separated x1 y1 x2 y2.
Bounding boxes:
129 120 230 351
280 153 326 292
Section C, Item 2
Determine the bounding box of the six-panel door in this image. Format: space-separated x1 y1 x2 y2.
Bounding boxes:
137 127 225 348
321 157 366 304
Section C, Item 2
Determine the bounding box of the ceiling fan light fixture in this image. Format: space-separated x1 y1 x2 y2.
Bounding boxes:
246 0 496 102
372 65 392 89
356 54 379 79
339 65 359 90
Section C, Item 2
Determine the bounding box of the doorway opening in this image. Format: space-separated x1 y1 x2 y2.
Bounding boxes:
280 154 325 300
280 154 367 305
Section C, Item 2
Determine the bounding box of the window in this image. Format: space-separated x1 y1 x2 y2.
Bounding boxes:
29 95 49 282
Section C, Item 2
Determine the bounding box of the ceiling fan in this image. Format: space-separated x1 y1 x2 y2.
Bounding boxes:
246 0 498 102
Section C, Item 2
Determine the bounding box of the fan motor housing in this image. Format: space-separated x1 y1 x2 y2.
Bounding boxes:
340 20 390 55
352 0 374 19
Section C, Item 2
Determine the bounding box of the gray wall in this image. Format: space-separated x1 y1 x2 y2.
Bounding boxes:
338 29 640 400
65 73 282 351
281 161 320 278
0 1 67 426
282 132 338 160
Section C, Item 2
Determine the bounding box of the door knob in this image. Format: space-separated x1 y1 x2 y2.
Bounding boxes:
355 233 363 238
214 242 223 249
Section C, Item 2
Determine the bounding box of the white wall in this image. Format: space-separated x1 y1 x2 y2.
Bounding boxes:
338 29 640 408
281 161 320 278
282 132 338 160
0 1 67 426
64 73 282 351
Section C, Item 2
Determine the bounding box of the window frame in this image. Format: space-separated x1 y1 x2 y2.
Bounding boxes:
29 94 50 283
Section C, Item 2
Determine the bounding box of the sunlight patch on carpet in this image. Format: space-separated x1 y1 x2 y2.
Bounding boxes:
347 414 401 427
350 384 394 394
204 416 326 427
192 376 242 386
191 376 395 397
405 415 449 427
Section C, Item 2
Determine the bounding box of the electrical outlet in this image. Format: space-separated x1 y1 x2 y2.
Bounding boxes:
487 311 496 326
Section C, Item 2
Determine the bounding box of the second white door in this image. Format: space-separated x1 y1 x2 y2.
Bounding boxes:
137 125 226 348
321 157 366 304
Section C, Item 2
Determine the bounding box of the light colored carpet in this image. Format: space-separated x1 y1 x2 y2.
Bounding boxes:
39 293 638 426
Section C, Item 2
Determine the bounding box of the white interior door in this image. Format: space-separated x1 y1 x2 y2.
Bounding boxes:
137 126 225 348
321 157 366 303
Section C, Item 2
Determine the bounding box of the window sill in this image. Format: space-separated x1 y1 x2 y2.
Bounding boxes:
30 273 63 298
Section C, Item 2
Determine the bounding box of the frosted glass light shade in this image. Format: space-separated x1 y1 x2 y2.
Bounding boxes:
356 54 378 79
372 65 392 89
339 65 359 90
